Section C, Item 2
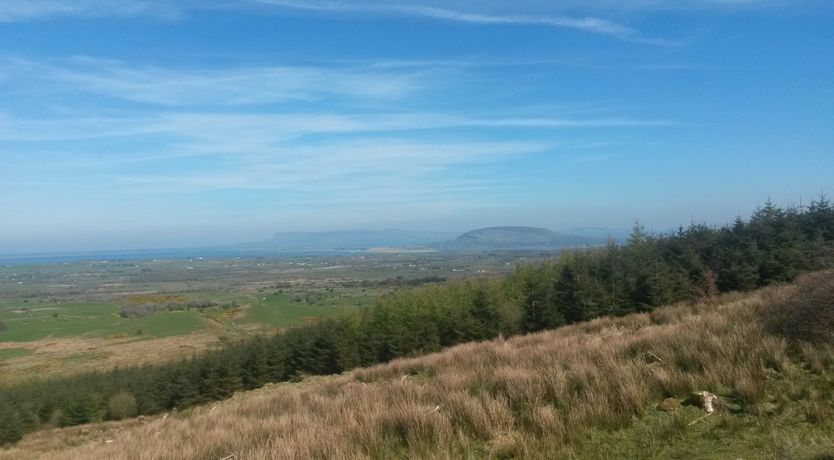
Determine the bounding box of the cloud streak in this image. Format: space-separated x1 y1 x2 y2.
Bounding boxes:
0 53 677 239
248 0 667 43
1 0 798 48
0 0 178 22
0 0 809 24
0 0 670 44
5 57 422 106
0 112 676 144
104 139 544 194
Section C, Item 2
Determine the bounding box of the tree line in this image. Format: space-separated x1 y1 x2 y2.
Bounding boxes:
2 196 834 445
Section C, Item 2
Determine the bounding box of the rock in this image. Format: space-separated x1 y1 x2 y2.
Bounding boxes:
657 397 680 412
685 391 720 413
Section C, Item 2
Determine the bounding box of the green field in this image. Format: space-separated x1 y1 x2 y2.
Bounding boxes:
0 252 531 346
241 289 374 328
0 302 209 342
0 287 379 342
0 253 514 346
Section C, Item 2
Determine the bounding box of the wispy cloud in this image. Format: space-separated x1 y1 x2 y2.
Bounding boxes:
0 111 676 144
0 54 677 236
103 138 545 194
3 56 711 114
247 0 667 44
0 0 807 23
0 107 668 204
0 0 800 50
0 0 178 22
0 0 676 46
8 57 422 106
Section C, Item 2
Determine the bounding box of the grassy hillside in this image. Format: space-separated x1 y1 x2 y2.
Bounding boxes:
4 272 832 459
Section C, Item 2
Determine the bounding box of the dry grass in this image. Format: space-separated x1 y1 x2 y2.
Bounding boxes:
0 333 221 386
3 272 833 459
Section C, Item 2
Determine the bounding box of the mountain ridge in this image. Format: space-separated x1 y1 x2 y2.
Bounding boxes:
239 226 610 252
431 226 605 250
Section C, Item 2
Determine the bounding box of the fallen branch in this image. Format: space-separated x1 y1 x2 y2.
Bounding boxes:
688 412 713 426
645 351 664 363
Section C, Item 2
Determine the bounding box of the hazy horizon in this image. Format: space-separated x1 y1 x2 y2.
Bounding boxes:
1 224 632 255
2 1 832 253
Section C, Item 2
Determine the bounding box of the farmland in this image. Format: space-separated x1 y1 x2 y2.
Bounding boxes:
0 251 545 384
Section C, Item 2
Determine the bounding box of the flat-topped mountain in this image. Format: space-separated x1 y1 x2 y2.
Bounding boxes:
431 226 604 250
239 227 606 252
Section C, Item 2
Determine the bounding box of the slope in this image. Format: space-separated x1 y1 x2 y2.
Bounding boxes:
4 271 832 459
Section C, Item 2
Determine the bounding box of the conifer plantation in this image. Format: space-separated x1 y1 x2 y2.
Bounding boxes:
1 197 833 446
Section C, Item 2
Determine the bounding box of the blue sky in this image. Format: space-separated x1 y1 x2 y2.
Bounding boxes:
1 0 832 252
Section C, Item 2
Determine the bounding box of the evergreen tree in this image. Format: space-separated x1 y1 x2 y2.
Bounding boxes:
61 396 94 427
521 271 561 332
555 264 583 323
469 287 499 340
0 403 23 446
241 336 271 389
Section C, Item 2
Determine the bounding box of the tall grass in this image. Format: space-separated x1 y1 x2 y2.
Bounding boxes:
3 272 833 459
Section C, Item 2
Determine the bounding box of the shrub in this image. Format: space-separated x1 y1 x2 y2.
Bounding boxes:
0 321 7 332
185 299 218 310
0 404 22 445
107 391 138 420
767 271 834 344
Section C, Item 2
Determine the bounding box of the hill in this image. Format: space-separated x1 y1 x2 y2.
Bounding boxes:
5 272 832 459
238 227 606 252
431 226 605 250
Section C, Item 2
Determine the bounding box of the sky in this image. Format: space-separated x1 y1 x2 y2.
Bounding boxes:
0 0 832 253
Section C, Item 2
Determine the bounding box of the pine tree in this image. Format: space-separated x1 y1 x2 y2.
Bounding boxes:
241 337 270 389
521 272 561 332
171 364 202 408
60 396 94 427
0 403 23 445
469 287 499 340
555 264 583 323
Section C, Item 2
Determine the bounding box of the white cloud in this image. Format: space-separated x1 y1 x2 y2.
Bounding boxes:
249 0 641 40
0 108 668 205
0 111 675 143
106 138 543 193
0 0 178 22
0 55 676 232
12 57 422 106
0 0 806 23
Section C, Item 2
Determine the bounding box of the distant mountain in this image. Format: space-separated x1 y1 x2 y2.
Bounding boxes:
240 227 608 252
241 229 458 251
430 226 605 251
